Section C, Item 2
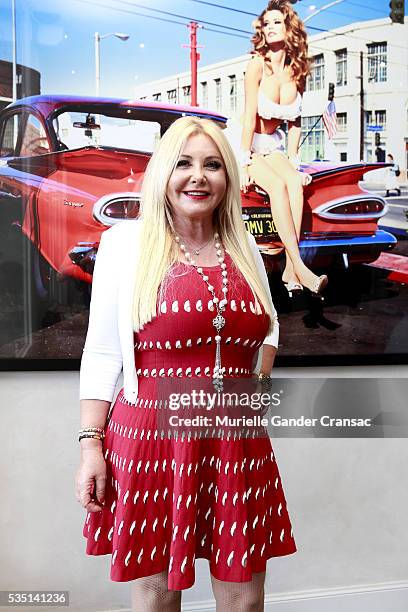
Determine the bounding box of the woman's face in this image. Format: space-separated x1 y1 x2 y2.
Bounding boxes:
262 10 286 44
166 132 227 226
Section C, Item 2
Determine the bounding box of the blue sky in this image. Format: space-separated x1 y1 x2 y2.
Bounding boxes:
0 0 395 98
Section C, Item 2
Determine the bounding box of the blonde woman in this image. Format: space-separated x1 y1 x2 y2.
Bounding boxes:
76 116 296 611
241 0 328 297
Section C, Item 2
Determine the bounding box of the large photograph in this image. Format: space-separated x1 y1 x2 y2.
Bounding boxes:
1 3 408 612
0 0 407 367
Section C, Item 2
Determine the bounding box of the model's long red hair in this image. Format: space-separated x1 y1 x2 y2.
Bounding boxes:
251 0 311 93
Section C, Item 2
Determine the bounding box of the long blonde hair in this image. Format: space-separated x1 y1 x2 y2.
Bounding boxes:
132 116 275 334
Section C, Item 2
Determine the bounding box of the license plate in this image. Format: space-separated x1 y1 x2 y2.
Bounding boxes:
242 207 279 238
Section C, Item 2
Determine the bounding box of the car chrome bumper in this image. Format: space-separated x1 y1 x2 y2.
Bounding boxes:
298 229 397 252
258 230 397 258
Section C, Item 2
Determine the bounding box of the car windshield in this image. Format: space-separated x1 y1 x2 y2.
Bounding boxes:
51 105 226 154
52 110 161 153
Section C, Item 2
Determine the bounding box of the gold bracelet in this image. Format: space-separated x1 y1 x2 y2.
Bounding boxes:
78 426 104 434
78 425 106 443
78 431 104 437
78 433 104 443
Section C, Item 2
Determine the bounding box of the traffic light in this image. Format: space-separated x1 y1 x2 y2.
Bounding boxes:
328 82 335 101
389 0 405 23
375 132 381 146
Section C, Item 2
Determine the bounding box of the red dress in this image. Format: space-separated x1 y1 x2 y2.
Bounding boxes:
83 255 297 590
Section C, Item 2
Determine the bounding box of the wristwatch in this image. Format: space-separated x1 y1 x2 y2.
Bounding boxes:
258 372 272 390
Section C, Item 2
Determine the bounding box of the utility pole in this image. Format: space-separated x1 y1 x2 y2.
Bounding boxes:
183 22 202 106
359 51 365 161
12 0 17 101
190 22 199 106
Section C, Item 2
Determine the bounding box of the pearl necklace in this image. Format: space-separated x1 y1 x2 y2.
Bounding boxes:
174 231 228 392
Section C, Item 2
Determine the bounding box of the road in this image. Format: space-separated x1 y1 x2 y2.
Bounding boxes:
275 189 408 360
274 258 408 359
365 184 408 239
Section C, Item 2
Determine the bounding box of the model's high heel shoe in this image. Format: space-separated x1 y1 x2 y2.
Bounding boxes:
283 280 304 298
307 274 328 300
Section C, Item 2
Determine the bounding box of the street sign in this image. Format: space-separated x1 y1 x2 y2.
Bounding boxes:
367 125 384 131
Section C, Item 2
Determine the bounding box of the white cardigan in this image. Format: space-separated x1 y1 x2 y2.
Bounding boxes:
79 219 279 404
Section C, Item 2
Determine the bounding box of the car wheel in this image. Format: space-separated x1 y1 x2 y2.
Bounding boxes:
19 233 52 328
30 241 51 301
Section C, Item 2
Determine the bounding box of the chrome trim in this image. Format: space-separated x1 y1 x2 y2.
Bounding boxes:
69 243 98 273
297 230 396 249
313 194 388 220
93 191 141 225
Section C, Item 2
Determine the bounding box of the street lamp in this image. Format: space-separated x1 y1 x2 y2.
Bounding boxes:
94 32 130 96
11 0 17 101
303 0 345 23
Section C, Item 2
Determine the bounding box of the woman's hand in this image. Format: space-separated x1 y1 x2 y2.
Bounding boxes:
240 164 252 193
299 171 312 186
288 155 312 187
75 447 107 513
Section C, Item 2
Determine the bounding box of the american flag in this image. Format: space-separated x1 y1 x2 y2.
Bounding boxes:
323 100 337 140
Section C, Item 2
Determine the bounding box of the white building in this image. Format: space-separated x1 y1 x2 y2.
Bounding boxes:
134 17 408 173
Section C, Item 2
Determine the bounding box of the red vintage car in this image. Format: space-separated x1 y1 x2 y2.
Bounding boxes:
0 95 396 298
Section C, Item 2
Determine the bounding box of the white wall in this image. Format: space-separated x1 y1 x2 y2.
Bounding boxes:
1 366 408 611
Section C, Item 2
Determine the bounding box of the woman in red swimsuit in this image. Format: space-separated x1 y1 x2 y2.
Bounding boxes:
75 115 297 610
241 0 328 297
